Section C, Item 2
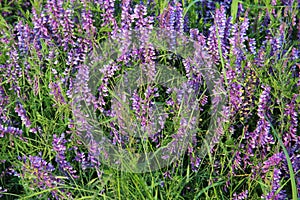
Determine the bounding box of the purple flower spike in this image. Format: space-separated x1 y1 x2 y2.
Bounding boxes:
81 1 96 39
245 85 274 159
0 124 23 138
257 85 271 119
15 21 32 55
283 94 299 147
15 102 31 128
207 5 229 64
101 0 117 34
262 168 287 200
229 16 249 68
0 85 10 123
52 134 78 179
61 8 75 51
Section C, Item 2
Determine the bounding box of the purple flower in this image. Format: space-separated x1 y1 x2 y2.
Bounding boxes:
0 186 7 198
158 2 185 49
81 2 96 39
0 85 10 123
207 5 229 64
283 94 299 147
15 21 32 55
183 14 189 33
87 139 102 167
244 85 274 158
52 134 78 179
255 47 266 67
257 85 271 119
96 62 120 112
32 8 50 42
262 152 285 174
21 155 64 199
45 0 62 43
49 81 66 106
5 48 22 97
0 124 23 138
15 102 31 128
233 190 248 200
61 8 75 51
189 29 206 47
74 150 90 170
248 38 256 55
72 64 99 112
100 0 117 33
262 168 287 200
229 16 249 68
174 2 184 35
227 69 243 116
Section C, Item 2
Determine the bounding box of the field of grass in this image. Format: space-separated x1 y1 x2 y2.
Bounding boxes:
0 0 299 199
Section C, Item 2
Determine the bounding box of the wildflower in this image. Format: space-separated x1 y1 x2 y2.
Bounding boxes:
15 21 32 55
207 5 228 64
100 0 117 33
245 85 274 158
52 134 78 179
283 94 299 147
61 8 75 51
262 168 287 200
49 81 66 105
0 187 7 198
81 1 96 39
233 190 248 200
262 152 285 174
0 85 9 123
229 16 249 68
0 124 23 138
21 155 64 199
15 102 31 128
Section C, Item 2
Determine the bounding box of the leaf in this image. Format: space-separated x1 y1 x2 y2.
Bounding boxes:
183 0 201 18
231 0 239 23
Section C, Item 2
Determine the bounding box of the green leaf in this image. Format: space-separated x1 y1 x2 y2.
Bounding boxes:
231 0 239 22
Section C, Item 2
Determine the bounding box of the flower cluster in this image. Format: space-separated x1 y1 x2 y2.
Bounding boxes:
15 102 31 129
52 134 78 179
21 155 64 199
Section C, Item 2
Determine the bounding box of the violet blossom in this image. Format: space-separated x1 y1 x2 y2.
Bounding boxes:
21 155 64 199
52 134 78 179
15 102 31 128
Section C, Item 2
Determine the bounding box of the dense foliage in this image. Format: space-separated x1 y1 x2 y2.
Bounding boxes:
0 0 299 199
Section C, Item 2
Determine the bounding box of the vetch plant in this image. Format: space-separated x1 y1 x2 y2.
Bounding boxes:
0 0 299 199
71 27 227 173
